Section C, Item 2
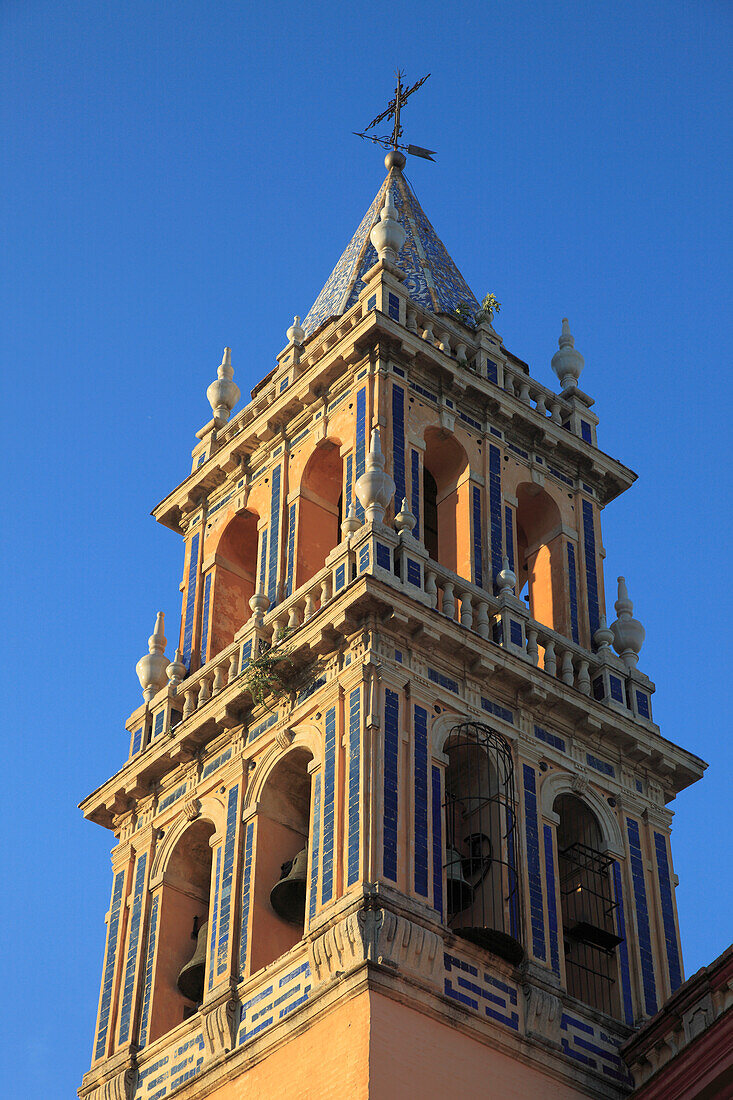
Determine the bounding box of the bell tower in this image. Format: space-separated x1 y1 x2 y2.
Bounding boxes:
78 148 705 1100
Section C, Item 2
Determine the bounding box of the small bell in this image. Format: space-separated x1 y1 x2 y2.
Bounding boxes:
270 846 308 925
445 845 473 916
176 918 208 1004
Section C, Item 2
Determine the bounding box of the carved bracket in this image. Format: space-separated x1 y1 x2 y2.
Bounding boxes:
201 995 240 1057
310 906 441 989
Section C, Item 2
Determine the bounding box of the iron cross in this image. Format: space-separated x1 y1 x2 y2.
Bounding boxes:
354 71 436 161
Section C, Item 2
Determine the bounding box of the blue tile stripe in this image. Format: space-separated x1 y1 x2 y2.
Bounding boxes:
612 861 635 1025
582 500 600 639
626 818 658 1015
411 448 421 537
285 502 297 598
432 766 443 917
199 571 212 665
137 893 159 1048
654 832 683 993
543 825 560 976
258 528 268 592
414 705 429 896
506 806 520 940
308 774 322 925
94 870 125 1060
472 486 483 586
523 766 546 961
567 542 580 644
321 707 336 904
238 821 255 974
489 445 502 591
383 689 399 882
118 852 148 1045
130 725 144 757
267 465 281 607
354 388 366 522
345 453 353 518
216 784 240 978
182 533 200 669
504 505 515 573
207 846 222 993
392 383 406 510
347 688 361 886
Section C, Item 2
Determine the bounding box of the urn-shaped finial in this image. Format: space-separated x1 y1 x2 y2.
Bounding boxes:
394 497 417 535
551 318 584 392
610 576 645 669
355 429 395 523
166 647 187 690
593 614 615 655
369 187 405 264
496 555 517 595
207 347 240 427
341 504 361 540
286 315 305 346
249 590 270 626
136 612 169 702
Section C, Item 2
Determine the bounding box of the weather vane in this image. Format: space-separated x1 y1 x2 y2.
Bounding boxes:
354 70 436 161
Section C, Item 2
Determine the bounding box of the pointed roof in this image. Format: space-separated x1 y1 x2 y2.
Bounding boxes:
302 167 480 338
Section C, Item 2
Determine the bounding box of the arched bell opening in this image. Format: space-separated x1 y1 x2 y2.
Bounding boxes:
208 509 260 659
515 484 566 638
423 429 470 577
296 440 344 588
443 723 524 966
249 748 313 975
554 794 623 1018
148 818 216 1043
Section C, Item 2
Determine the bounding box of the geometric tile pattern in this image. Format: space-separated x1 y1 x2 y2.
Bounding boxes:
582 500 600 640
523 765 546 962
285 502 296 599
534 724 566 752
118 852 148 1045
182 532 200 670
133 1031 206 1100
321 707 336 905
215 784 239 979
626 817 658 1016
543 824 561 976
238 821 255 975
347 687 361 887
237 960 312 1048
301 171 478 338
654 832 683 993
207 847 222 994
489 445 503 591
612 860 635 1025
560 1012 633 1084
413 704 429 897
444 952 519 1031
308 774 321 926
392 383 405 510
94 870 125 1060
137 893 159 1049
383 689 400 882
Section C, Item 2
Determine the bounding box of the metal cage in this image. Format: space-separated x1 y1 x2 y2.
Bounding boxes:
443 722 524 966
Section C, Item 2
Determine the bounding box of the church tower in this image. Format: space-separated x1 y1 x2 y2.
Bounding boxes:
78 146 705 1100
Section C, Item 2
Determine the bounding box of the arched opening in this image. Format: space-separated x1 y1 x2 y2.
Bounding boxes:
554 794 622 1018
208 509 260 658
423 430 469 576
148 819 215 1043
515 485 565 635
443 723 523 966
296 441 343 588
249 749 313 974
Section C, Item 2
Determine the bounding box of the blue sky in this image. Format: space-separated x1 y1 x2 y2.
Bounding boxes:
2 1 731 1093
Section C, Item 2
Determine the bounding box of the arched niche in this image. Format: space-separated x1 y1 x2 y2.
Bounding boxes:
515 484 566 636
247 746 314 975
423 429 470 576
207 509 260 658
539 772 624 858
296 440 343 588
147 818 216 1043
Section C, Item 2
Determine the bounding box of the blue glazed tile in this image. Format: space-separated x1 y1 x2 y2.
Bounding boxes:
544 825 560 975
534 725 566 752
392 384 406 509
199 572 212 665
118 853 148 1044
215 785 239 978
308 776 322 924
406 558 421 586
582 500 600 638
94 871 125 1060
411 449 421 537
523 765 545 961
428 667 459 694
586 753 615 778
472 487 483 586
182 533 200 669
627 818 658 1015
347 689 361 886
567 542 580 645
636 691 650 719
486 359 498 384
376 542 391 570
285 502 297 598
581 420 592 444
238 822 255 972
654 833 682 992
383 690 399 881
481 697 514 724
355 389 366 522
321 708 337 904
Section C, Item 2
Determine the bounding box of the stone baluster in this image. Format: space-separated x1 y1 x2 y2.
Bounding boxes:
455 342 467 361
406 308 418 333
439 331 452 355
423 321 435 345
183 685 197 719
287 603 302 631
321 572 333 603
212 662 227 694
504 372 516 396
560 650 575 686
475 600 490 639
527 628 539 666
543 639 557 677
460 591 473 630
197 677 211 707
577 659 591 695
442 581 456 620
228 651 239 682
425 569 438 610
249 590 270 626
304 588 318 621
274 613 289 641
549 400 562 424
519 380 531 404
535 393 547 416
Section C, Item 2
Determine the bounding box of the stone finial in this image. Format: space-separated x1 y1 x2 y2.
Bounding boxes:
286 315 305 346
249 590 270 626
496 555 517 595
551 318 585 392
394 497 417 535
136 612 169 702
341 504 361 540
593 614 615 655
354 429 395 524
166 647 187 690
207 347 240 427
369 187 405 264
610 576 645 669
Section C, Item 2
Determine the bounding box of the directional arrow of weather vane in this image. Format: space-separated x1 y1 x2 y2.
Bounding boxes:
353 70 437 161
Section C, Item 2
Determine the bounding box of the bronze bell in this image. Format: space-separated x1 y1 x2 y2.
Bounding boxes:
270 846 308 924
445 844 473 915
176 918 208 1004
